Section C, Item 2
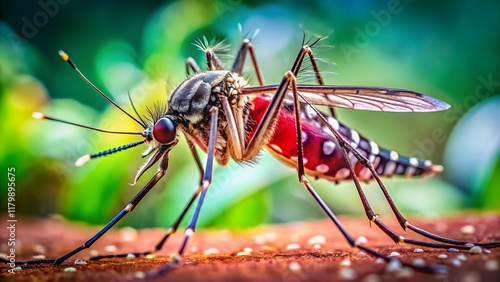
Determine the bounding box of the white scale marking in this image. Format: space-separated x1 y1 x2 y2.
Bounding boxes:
372 156 381 169
327 117 340 131
406 157 419 176
316 164 329 174
405 166 416 176
390 151 399 161
270 144 282 154
370 141 380 155
350 130 360 148
305 105 318 119
335 168 350 179
290 156 308 165
359 167 372 180
384 161 397 175
369 154 375 163
323 140 336 155
301 132 308 143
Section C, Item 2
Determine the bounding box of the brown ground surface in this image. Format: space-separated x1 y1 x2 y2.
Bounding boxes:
0 214 499 282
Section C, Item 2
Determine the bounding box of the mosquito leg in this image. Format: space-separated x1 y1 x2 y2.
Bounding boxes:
243 46 312 159
300 37 339 118
306 49 337 118
227 45 314 161
288 73 306 178
91 138 205 260
185 135 205 181
240 45 331 159
365 154 500 248
337 139 475 249
304 47 324 86
205 49 225 71
301 177 446 273
145 106 219 277
186 57 201 76
287 75 445 273
0 149 171 266
302 99 500 249
232 39 265 86
337 130 498 248
220 96 244 160
92 184 204 260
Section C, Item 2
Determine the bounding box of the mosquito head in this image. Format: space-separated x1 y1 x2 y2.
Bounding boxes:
134 116 179 185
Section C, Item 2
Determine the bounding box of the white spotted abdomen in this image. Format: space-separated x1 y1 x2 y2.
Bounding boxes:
248 96 442 182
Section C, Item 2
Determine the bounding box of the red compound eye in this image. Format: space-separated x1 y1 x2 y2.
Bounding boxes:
153 118 176 144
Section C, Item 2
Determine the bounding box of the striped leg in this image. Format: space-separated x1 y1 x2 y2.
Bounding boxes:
302 98 500 249
232 33 328 88
90 138 205 261
0 147 172 266
229 38 330 161
286 72 446 273
144 106 219 277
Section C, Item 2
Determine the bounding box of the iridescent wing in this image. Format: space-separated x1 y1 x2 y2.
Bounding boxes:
241 85 450 112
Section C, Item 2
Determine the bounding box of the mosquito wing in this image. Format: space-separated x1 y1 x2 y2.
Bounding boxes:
241 85 450 112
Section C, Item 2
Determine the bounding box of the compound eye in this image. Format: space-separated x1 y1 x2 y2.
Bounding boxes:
153 118 176 144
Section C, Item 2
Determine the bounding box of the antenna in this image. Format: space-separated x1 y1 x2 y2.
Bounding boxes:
128 91 147 127
75 140 145 167
33 112 142 135
58 50 147 128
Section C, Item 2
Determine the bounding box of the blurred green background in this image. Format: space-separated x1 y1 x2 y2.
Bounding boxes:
1 0 499 230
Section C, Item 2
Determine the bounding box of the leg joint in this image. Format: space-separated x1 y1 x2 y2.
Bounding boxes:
284 70 295 79
125 203 134 212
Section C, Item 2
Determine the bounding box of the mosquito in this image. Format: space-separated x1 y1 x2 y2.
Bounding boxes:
3 30 499 277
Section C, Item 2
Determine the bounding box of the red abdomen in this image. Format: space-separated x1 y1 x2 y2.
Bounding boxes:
247 95 440 182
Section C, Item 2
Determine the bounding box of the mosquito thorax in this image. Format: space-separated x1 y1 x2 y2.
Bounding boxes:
168 71 228 124
212 71 249 108
168 70 248 125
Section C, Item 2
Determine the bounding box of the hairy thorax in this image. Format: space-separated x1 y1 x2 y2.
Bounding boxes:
167 71 249 165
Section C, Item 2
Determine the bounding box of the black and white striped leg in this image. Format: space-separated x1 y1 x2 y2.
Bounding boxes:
91 187 204 260
286 73 446 274
0 147 171 266
145 106 219 277
91 138 206 261
365 158 500 248
302 98 500 250
301 178 446 274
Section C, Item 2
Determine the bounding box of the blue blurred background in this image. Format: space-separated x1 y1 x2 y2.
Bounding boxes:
1 0 499 230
